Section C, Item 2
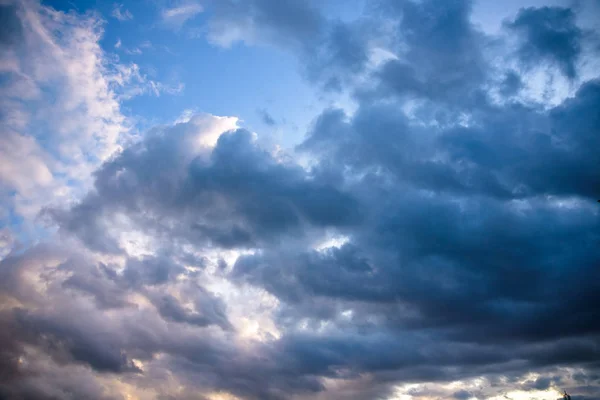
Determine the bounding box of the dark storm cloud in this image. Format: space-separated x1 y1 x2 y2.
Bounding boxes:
62 256 234 331
52 124 360 254
14 307 141 374
0 243 244 393
506 6 583 79
453 389 473 399
500 70 523 96
122 256 186 287
300 104 514 197
359 0 488 106
0 248 315 399
0 311 23 386
302 78 600 200
62 260 133 309
147 286 233 331
440 79 600 199
0 360 121 400
224 1 599 397
306 19 371 91
232 193 600 335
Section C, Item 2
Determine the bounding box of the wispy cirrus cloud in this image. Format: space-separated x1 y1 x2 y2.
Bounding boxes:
160 1 203 29
111 3 133 21
0 0 180 224
0 0 127 223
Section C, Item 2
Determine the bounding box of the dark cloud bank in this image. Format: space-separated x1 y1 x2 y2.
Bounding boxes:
1 0 600 399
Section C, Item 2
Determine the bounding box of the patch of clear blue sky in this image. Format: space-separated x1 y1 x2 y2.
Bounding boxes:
47 0 325 148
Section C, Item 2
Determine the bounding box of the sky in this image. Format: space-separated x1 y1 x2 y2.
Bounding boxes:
0 0 599 399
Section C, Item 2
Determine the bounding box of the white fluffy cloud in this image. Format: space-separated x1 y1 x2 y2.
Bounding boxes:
0 0 181 223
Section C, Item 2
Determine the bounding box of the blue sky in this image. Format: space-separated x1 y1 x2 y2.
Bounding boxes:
49 0 331 146
0 1 599 399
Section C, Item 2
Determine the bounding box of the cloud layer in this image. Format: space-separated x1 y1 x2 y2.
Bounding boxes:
1 0 599 399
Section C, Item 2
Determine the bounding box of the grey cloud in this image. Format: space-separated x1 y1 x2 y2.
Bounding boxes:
0 2 22 46
222 2 600 396
0 311 23 386
122 256 186 287
59 254 233 331
152 293 220 327
4 0 600 399
61 255 187 310
506 6 583 79
522 376 554 390
302 79 600 200
0 243 69 305
0 239 317 398
500 70 523 96
147 285 233 331
440 80 600 199
206 0 370 89
0 359 122 400
14 307 141 374
306 19 371 91
0 251 250 397
207 0 324 49
233 188 600 340
351 146 595 384
53 124 361 254
453 389 473 399
359 0 488 106
62 261 132 309
50 199 124 255
258 108 276 126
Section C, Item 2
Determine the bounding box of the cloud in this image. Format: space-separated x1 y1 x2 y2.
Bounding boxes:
506 6 583 79
0 130 53 195
258 109 276 126
161 1 204 29
45 90 599 397
204 0 370 89
0 240 326 399
0 0 184 225
2 0 600 399
49 113 360 254
112 3 133 21
206 0 324 48
1 0 127 220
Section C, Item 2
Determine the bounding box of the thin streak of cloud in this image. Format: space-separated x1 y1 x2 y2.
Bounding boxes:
161 1 203 29
111 3 133 21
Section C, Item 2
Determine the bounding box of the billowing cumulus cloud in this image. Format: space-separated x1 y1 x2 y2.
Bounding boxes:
1 0 599 399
